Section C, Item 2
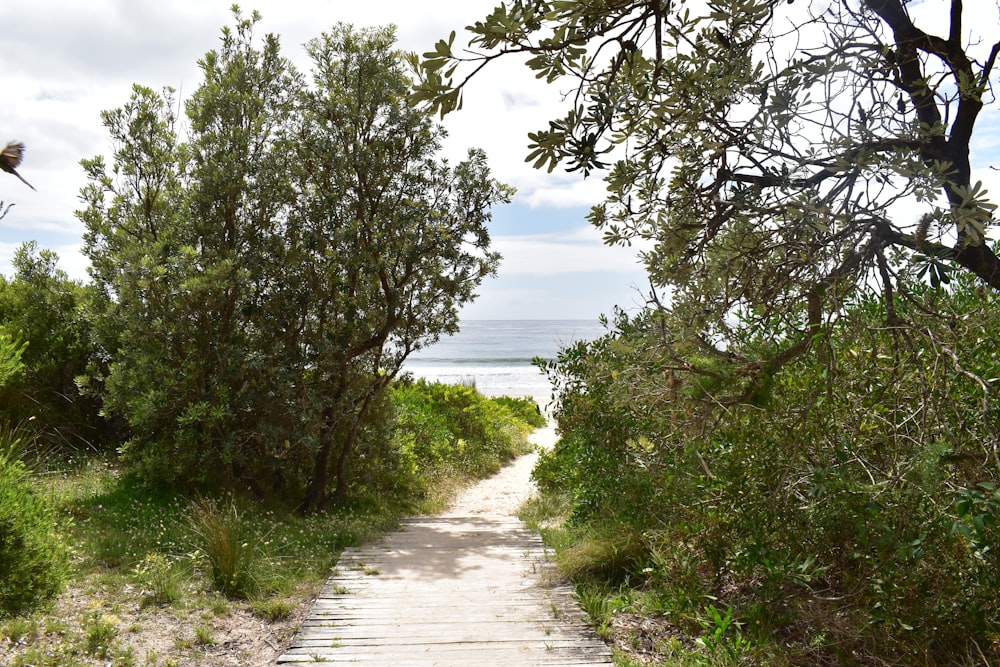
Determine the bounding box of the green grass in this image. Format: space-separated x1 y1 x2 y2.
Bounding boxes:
50 461 402 598
82 613 117 658
1 460 401 665
522 489 768 666
251 596 295 621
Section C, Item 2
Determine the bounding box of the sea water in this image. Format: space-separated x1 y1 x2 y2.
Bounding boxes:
403 320 607 403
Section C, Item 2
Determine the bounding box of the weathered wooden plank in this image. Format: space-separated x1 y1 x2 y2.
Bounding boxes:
280 649 613 660
279 658 612 666
291 634 610 647
292 627 606 641
277 510 613 666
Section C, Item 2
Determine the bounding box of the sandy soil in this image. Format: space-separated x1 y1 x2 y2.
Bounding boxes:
441 424 556 518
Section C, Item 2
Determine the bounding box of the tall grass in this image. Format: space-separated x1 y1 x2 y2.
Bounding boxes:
183 496 261 599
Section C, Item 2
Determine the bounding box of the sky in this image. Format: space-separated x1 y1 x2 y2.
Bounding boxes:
0 0 651 321
1 2 998 322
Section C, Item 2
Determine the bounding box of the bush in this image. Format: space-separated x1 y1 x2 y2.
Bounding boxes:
0 243 111 455
0 327 26 388
392 379 537 483
490 395 547 428
0 425 69 617
538 281 1000 664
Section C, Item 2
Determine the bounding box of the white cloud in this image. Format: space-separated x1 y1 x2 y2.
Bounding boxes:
0 239 87 281
2 0 999 318
494 225 648 276
460 275 649 320
0 0 598 244
515 178 606 209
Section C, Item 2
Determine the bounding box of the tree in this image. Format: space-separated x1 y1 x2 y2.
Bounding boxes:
287 25 509 510
414 0 1000 391
78 11 509 508
79 11 289 487
0 242 106 450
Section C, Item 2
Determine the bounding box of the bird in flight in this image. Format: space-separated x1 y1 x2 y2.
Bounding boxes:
0 141 36 191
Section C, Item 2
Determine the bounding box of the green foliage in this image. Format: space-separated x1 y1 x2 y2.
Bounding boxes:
0 426 69 618
0 242 109 455
78 12 510 508
419 0 1000 424
374 378 543 512
695 604 748 660
192 624 216 646
0 326 25 389
391 379 536 493
490 395 547 428
82 612 117 658
552 525 648 584
536 276 1000 663
250 596 294 621
132 552 182 606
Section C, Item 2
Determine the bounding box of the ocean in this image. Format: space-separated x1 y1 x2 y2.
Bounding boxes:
403 320 607 403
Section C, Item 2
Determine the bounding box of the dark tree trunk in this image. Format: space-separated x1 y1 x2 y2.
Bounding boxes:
331 388 379 502
299 405 336 514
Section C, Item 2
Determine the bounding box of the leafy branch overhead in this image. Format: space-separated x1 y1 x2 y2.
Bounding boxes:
414 0 1000 383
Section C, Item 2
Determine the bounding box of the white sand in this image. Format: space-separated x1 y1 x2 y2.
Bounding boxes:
440 424 557 518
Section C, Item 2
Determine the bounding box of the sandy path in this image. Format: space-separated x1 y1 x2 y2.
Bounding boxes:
440 424 557 518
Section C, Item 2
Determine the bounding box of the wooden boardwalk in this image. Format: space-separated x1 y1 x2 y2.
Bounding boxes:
277 514 613 665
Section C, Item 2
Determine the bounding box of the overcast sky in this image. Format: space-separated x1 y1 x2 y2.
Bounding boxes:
0 0 651 320
1 2 998 321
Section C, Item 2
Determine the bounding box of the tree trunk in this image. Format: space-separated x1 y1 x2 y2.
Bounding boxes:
331 389 378 502
299 406 336 514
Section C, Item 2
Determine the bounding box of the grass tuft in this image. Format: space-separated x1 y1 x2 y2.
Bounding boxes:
183 496 261 599
252 596 295 621
132 552 183 606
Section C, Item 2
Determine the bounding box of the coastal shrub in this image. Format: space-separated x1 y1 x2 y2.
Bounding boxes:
0 327 26 389
0 243 110 456
0 425 69 617
537 278 1000 664
490 395 547 428
342 383 409 499
391 378 539 495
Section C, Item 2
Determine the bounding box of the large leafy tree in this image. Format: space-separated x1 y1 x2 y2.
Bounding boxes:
80 13 292 488
79 12 509 508
415 0 1000 392
414 3 1000 658
281 25 509 511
